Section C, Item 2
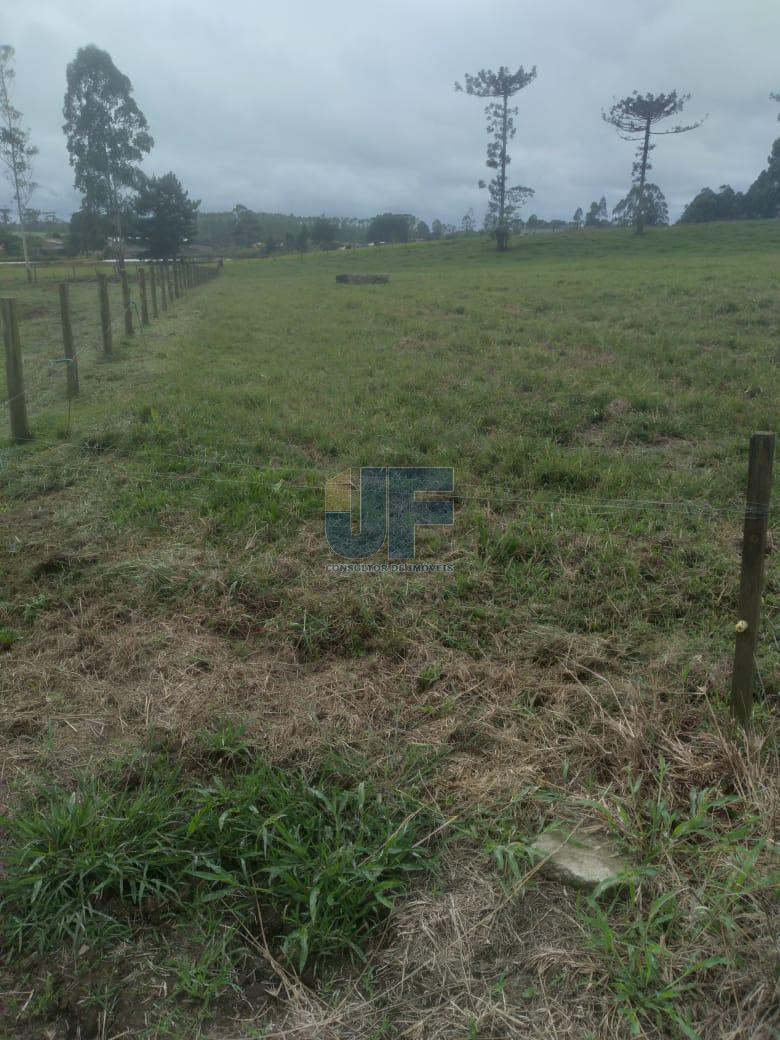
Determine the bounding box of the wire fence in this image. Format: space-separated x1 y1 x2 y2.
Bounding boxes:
0 264 776 534
1 258 775 521
0 262 776 727
0 258 221 434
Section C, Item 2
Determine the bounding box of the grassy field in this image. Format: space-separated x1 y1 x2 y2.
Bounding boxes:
0 225 778 1039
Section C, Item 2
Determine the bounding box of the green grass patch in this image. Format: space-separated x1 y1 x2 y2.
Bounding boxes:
0 751 436 971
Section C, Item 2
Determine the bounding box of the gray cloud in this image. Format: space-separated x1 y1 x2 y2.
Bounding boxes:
4 0 780 223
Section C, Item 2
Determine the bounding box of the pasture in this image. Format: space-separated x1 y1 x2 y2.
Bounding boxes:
0 223 778 1039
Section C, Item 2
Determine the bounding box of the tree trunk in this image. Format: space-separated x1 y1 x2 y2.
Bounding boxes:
636 119 652 235
497 87 509 252
9 148 31 282
114 202 125 271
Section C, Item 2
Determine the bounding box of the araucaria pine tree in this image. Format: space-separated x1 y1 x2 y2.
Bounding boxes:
603 91 703 234
0 47 37 283
456 65 537 251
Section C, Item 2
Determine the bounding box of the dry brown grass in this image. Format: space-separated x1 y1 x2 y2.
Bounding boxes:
2 230 779 1038
2 486 777 1038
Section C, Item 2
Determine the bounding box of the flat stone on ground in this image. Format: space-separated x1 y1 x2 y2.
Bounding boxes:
531 825 632 890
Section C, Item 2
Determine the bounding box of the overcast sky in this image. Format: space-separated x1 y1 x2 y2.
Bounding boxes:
3 0 780 225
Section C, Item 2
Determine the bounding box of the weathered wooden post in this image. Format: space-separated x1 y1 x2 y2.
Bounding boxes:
166 262 175 302
731 431 776 727
173 260 181 299
97 274 113 357
159 263 168 311
138 267 150 326
120 269 134 336
1 298 31 442
149 265 159 318
58 283 80 398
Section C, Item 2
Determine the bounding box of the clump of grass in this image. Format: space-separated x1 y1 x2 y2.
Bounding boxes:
0 753 435 971
0 625 19 650
0 771 194 953
577 770 778 1039
187 766 431 968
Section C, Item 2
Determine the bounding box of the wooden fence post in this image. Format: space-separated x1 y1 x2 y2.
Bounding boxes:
731 431 776 727
173 261 181 299
159 263 168 311
149 265 159 318
1 298 31 442
138 267 150 326
121 269 134 336
166 262 174 303
97 274 113 357
58 283 80 398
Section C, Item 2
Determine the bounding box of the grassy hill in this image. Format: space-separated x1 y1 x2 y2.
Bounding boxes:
0 222 778 1039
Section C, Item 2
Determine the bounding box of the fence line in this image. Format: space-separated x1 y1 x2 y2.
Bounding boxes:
0 257 226 288
0 259 220 424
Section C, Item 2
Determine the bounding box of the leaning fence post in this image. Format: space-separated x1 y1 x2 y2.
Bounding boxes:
731 431 776 727
120 269 133 336
58 283 80 398
97 274 113 357
138 267 150 326
149 265 159 318
1 298 31 442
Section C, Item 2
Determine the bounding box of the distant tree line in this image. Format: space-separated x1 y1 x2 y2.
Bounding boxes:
680 137 780 223
190 208 488 255
3 39 779 262
569 186 669 229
